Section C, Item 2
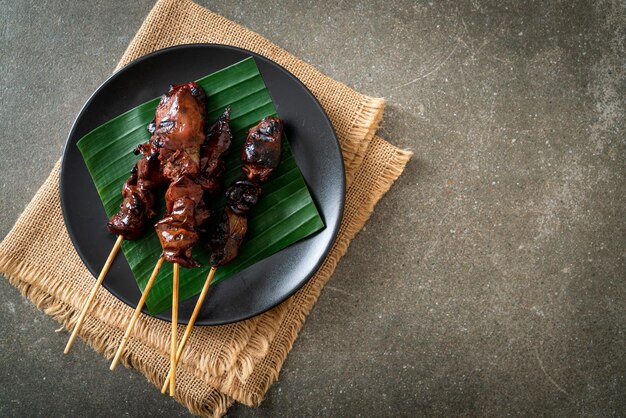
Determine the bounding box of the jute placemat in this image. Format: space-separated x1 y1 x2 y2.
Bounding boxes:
0 0 412 416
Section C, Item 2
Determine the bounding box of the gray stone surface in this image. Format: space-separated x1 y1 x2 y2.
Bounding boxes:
1 0 624 416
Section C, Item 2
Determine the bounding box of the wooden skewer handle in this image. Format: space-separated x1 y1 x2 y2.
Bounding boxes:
170 262 180 396
161 267 216 394
64 235 124 354
110 256 165 370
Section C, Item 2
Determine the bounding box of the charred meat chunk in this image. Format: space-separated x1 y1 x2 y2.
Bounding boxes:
241 116 284 183
154 82 207 180
210 207 247 267
198 107 232 194
155 176 210 267
107 142 164 240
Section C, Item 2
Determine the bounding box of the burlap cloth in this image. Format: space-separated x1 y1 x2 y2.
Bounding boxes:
0 0 412 416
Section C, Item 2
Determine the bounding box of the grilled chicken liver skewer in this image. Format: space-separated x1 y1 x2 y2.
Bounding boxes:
110 81 207 366
151 81 207 396
210 116 284 267
65 102 167 354
148 83 233 395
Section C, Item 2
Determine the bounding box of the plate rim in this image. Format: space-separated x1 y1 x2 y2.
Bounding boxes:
60 43 345 325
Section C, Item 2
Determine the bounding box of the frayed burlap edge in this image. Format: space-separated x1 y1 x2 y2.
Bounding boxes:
0 256 231 418
232 138 413 405
343 97 385 187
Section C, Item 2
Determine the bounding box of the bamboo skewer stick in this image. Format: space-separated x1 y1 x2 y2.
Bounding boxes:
110 256 165 370
161 267 217 394
64 235 124 354
170 262 180 396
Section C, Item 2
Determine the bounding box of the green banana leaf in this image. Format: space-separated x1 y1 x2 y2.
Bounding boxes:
77 57 324 315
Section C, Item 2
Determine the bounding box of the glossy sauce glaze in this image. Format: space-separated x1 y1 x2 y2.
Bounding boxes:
153 83 233 267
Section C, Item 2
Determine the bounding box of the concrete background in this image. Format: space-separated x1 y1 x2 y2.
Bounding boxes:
1 0 624 416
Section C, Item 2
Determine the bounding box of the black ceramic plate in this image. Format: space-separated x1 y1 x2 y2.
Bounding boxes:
60 44 344 325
